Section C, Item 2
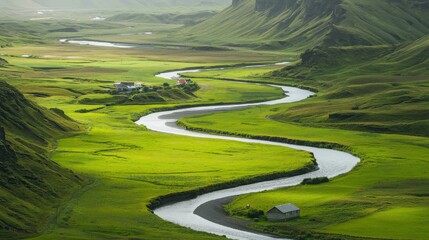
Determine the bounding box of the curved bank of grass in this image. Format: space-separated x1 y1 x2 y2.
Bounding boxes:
180 104 429 240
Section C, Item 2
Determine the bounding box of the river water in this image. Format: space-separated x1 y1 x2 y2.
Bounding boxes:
135 68 360 240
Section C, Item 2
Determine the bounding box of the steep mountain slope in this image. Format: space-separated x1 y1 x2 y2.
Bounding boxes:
0 0 231 10
176 0 429 49
0 81 85 238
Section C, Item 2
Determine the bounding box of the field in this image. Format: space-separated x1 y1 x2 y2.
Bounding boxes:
0 37 317 239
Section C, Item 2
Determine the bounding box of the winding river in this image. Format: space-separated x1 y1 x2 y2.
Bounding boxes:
56 37 360 238
136 68 361 240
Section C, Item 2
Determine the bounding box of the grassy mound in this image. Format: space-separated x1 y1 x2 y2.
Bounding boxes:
0 81 85 238
267 36 429 137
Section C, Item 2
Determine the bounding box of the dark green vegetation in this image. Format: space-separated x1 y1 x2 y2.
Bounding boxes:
0 57 8 67
0 81 85 239
177 0 429 50
302 177 329 185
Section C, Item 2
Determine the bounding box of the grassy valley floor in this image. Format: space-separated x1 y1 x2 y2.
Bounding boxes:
180 102 429 240
0 42 315 239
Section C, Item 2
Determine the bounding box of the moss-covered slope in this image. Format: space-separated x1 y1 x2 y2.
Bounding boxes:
176 0 429 49
0 81 84 238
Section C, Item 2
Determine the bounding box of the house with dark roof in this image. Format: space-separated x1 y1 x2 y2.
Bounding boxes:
267 203 300 222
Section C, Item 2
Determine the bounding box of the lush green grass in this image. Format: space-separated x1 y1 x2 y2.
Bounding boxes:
321 207 429 240
22 90 311 240
0 40 314 239
180 101 429 240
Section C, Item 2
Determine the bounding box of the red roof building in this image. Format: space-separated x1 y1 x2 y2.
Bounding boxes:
176 79 188 86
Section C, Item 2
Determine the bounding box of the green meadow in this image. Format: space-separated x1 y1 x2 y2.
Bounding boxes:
180 100 429 240
1 41 315 239
2 37 428 239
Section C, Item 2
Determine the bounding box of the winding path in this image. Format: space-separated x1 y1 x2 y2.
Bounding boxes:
136 67 360 240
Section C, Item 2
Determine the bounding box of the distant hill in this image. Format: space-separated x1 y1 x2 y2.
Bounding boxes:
0 81 85 238
107 11 218 25
0 0 231 11
176 0 429 49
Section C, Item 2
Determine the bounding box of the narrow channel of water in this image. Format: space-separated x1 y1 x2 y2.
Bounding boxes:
135 67 360 240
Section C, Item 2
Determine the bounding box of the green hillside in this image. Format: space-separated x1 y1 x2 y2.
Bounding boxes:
267 35 429 137
176 0 429 49
0 80 85 238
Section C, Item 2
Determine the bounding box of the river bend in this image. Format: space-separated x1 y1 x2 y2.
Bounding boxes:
136 67 360 240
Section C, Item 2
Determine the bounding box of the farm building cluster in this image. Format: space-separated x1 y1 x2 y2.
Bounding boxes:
109 79 190 94
113 82 143 93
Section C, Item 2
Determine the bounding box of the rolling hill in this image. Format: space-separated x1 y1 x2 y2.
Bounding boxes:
176 0 429 49
106 11 218 25
268 35 429 137
0 81 85 238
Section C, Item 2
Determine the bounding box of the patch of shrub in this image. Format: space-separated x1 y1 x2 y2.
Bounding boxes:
302 177 329 185
245 209 265 219
0 57 9 67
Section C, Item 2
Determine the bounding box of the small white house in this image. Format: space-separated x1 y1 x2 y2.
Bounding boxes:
114 82 143 93
267 203 300 222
